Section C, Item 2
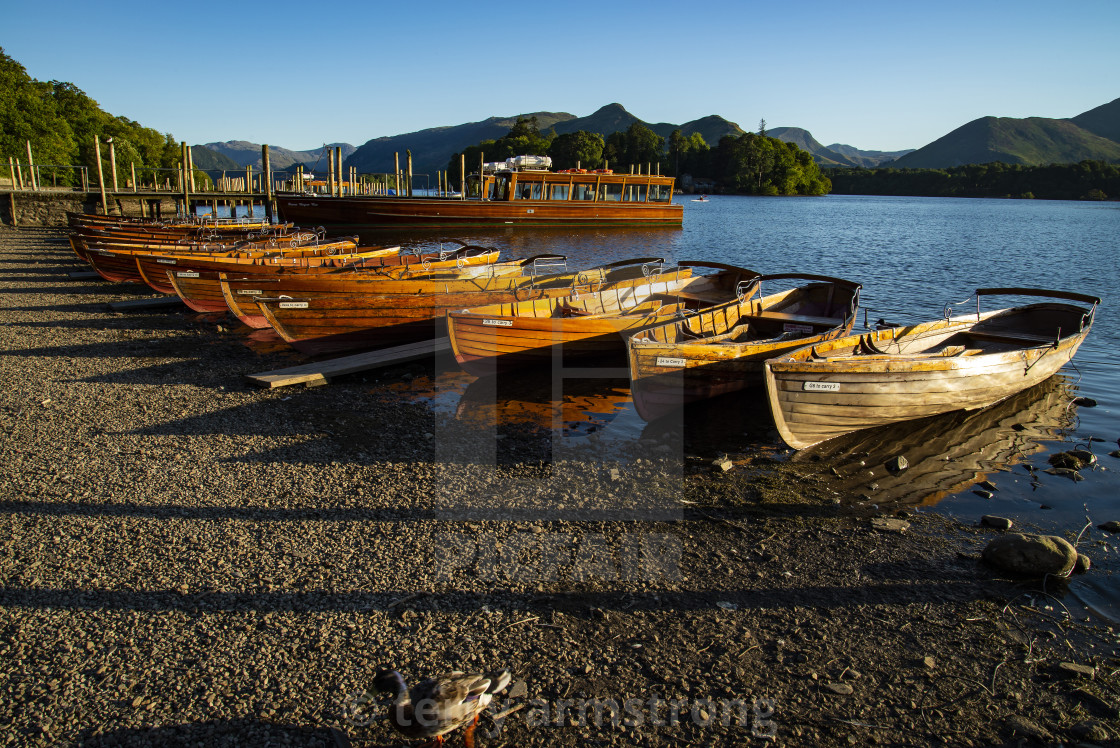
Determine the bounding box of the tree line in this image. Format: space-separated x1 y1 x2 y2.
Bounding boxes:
0 47 207 189
828 161 1120 201
448 118 832 196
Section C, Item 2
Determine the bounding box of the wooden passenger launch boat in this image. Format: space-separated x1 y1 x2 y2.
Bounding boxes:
254 259 685 356
447 261 760 376
627 273 862 421
276 157 682 228
763 288 1099 450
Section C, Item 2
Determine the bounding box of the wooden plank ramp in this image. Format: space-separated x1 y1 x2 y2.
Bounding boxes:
246 337 451 389
108 296 183 311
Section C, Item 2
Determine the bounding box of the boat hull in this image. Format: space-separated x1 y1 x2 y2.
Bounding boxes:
446 267 754 377
764 299 1096 450
276 194 683 228
627 275 862 421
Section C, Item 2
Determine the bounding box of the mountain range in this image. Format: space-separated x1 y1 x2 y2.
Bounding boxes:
887 97 1120 168
190 97 1120 178
344 104 751 176
763 127 912 167
197 141 357 171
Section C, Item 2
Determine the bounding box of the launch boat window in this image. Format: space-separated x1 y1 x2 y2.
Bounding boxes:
597 183 623 202
514 182 543 200
623 184 648 202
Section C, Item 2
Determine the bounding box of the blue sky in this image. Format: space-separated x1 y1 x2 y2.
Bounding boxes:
3 0 1118 152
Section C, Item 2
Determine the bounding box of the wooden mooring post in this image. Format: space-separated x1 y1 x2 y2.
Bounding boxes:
25 140 38 191
94 137 109 215
262 144 273 223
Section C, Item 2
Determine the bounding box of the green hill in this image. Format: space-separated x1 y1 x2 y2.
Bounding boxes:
200 141 357 172
765 127 854 166
825 142 914 168
345 112 576 176
189 146 239 171
889 115 1120 168
1069 96 1120 144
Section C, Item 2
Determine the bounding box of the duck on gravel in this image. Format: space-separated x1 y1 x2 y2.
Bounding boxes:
373 668 512 747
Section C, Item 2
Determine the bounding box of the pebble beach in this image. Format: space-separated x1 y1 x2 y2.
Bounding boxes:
1 225 1117 747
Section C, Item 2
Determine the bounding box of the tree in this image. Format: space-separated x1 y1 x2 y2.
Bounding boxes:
0 49 76 178
548 130 604 169
758 118 767 137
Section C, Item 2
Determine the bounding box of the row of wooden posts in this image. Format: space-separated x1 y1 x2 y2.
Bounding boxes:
3 139 458 207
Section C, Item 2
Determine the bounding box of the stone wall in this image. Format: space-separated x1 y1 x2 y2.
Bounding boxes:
1 192 182 227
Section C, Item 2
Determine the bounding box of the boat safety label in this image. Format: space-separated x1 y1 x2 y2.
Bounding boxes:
237 289 263 295
157 258 176 265
803 381 840 392
175 271 199 278
482 319 513 327
783 323 813 334
279 301 309 309
656 357 687 367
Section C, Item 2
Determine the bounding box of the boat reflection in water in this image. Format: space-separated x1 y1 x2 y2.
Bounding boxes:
794 374 1079 508
366 355 1079 512
453 374 635 438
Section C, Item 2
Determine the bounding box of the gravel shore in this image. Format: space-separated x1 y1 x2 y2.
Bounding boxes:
1 226 1117 747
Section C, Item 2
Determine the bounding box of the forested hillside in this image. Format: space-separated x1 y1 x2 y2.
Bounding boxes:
1 46 191 187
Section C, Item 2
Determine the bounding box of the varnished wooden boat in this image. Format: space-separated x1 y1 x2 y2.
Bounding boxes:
69 227 332 264
217 246 507 327
447 261 760 376
627 273 862 421
276 158 682 228
165 247 501 313
255 259 687 356
83 238 364 283
67 211 285 233
763 288 1100 450
137 246 404 295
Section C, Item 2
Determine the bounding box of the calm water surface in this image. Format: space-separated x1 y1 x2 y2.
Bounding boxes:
293 195 1120 616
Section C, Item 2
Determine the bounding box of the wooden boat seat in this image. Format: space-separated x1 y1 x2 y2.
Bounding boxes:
966 330 1057 346
652 302 687 317
753 311 845 327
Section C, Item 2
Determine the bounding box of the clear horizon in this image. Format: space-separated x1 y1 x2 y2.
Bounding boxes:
3 0 1118 154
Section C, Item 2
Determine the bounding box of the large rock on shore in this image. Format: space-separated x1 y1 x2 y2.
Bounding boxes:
981 533 1078 577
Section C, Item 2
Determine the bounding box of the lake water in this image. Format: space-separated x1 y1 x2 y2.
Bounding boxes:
259 195 1120 617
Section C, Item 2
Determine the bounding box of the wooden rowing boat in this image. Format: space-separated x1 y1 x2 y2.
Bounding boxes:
83 238 364 283
447 261 760 376
219 246 508 324
763 288 1100 450
255 259 687 356
166 247 502 313
627 273 862 421
69 227 335 264
67 211 285 233
138 246 404 295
